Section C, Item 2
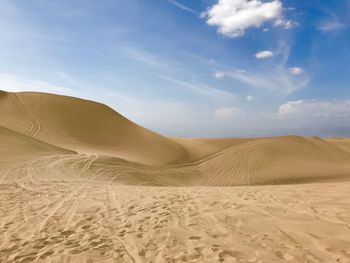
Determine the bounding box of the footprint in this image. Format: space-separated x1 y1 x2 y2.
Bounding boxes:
61 230 75 236
40 251 54 259
218 250 239 262
19 256 36 263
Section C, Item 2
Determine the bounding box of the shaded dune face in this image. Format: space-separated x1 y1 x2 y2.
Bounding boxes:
1 90 350 186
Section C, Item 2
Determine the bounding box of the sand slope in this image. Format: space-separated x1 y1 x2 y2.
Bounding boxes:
0 124 74 165
0 91 187 165
327 137 350 153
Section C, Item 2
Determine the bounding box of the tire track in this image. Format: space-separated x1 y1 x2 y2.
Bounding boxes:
15 154 100 240
9 92 41 138
0 169 11 184
62 154 100 228
104 179 143 263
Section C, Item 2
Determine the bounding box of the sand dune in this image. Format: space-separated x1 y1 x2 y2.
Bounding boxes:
327 137 350 153
0 91 187 165
1 90 350 186
198 136 350 186
1 90 350 262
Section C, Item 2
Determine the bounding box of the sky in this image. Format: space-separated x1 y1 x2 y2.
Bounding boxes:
1 0 350 137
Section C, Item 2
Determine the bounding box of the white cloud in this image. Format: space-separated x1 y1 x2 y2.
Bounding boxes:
202 0 295 38
255 50 274 59
289 67 303 75
274 18 298 29
246 95 256 101
214 106 242 119
0 74 72 95
168 0 196 14
214 71 225 78
278 100 350 119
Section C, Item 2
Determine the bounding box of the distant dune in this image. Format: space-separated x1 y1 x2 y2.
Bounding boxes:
326 137 350 153
1 90 350 262
1 90 350 186
198 136 350 185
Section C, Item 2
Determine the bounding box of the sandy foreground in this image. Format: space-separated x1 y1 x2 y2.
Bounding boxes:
1 91 350 262
1 174 350 262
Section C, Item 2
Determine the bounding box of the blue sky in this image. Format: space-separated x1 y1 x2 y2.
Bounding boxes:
1 0 350 137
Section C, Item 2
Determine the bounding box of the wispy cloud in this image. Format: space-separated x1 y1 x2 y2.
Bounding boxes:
119 46 160 67
183 46 307 96
168 0 197 14
115 47 235 100
117 46 189 75
318 19 347 33
156 74 235 99
225 66 309 96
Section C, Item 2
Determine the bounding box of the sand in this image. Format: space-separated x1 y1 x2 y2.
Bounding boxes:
0 90 350 262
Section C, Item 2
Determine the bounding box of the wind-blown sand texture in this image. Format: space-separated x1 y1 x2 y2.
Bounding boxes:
0 90 350 262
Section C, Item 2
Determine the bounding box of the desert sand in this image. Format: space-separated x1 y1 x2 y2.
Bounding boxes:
0 90 350 262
